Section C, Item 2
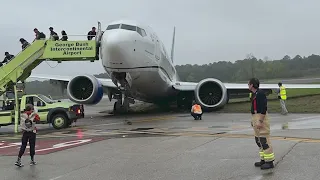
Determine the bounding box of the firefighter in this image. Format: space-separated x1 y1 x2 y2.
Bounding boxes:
248 78 275 170
277 82 288 115
191 101 202 120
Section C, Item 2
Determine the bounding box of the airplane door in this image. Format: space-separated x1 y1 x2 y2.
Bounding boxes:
155 40 160 61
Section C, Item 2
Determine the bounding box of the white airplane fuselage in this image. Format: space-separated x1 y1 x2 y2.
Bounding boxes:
100 20 178 103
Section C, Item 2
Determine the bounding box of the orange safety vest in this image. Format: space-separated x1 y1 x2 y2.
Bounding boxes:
193 104 202 114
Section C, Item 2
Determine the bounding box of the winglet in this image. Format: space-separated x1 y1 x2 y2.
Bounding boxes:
170 26 175 63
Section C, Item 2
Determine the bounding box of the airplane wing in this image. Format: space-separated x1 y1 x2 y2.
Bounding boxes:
173 80 320 100
172 81 320 91
28 74 117 88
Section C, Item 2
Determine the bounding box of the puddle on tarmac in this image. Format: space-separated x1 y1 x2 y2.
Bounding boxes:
273 118 320 130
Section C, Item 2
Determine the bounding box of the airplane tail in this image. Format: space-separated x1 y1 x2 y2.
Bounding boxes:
170 26 175 63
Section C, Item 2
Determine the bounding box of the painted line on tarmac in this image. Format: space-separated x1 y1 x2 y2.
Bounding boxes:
134 116 175 123
291 115 320 121
238 115 320 123
84 115 175 128
199 133 320 143
90 122 123 127
49 175 64 180
238 116 283 122
125 129 320 143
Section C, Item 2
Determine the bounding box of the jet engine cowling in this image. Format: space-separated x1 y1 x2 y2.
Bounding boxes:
194 78 228 110
67 75 104 105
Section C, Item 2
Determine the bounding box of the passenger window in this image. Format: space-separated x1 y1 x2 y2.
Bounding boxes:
120 24 137 31
26 97 34 106
106 24 120 30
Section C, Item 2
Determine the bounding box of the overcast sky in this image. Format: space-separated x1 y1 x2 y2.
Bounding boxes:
1 0 320 76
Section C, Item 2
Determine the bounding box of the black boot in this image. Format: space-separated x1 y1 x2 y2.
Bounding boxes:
260 161 274 170
254 160 265 167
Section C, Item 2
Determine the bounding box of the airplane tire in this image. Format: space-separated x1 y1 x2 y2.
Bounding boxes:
113 100 129 115
113 101 122 115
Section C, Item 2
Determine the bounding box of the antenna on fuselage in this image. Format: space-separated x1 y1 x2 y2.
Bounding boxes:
170 26 175 63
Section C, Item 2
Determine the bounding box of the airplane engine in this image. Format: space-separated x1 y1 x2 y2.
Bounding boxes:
194 78 228 110
67 75 104 105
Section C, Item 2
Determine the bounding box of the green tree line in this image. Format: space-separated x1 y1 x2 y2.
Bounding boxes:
24 54 320 98
176 54 320 82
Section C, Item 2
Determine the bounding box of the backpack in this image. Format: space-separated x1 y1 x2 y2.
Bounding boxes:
24 116 33 129
53 35 59 41
21 112 36 130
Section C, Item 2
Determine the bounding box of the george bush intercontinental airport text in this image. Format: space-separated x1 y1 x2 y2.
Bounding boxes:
50 42 93 56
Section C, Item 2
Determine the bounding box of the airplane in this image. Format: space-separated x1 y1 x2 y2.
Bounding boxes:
30 19 320 114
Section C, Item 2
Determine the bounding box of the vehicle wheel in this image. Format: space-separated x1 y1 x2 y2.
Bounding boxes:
51 114 68 129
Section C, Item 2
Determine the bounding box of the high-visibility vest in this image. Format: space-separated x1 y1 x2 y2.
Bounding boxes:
279 86 287 100
193 104 202 114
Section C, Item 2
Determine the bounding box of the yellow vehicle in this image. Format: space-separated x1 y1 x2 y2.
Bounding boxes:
0 93 84 129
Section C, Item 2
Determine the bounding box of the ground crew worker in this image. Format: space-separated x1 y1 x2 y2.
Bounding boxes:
248 78 275 170
191 101 202 120
33 28 46 41
276 82 288 115
60 30 68 41
19 38 30 50
49 27 59 41
1 52 15 66
87 27 96 40
15 104 40 167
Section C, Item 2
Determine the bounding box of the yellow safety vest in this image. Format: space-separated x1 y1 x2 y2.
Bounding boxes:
279 86 287 100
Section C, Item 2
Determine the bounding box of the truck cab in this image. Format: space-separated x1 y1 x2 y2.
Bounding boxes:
0 93 84 130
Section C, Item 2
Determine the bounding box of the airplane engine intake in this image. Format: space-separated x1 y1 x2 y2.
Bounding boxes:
67 75 104 105
194 78 228 110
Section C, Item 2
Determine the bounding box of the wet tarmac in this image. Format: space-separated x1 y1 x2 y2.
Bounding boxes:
1 99 320 180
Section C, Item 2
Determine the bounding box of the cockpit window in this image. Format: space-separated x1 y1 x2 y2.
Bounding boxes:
141 29 147 37
120 24 137 31
137 27 147 37
106 24 120 30
112 23 147 37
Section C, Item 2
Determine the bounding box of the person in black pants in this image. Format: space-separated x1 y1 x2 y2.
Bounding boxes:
248 78 275 170
15 104 40 167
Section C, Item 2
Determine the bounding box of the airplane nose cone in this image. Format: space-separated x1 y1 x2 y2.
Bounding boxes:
103 31 136 66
